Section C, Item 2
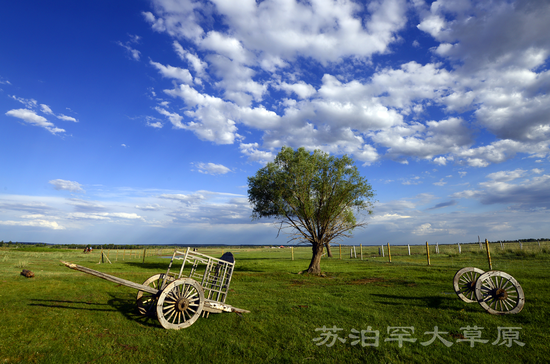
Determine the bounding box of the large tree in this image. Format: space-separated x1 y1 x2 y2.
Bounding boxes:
247 147 375 274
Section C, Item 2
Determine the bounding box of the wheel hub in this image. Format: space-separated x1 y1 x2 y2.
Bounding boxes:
494 288 508 300
176 297 190 312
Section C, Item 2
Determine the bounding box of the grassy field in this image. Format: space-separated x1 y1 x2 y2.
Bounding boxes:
0 242 549 363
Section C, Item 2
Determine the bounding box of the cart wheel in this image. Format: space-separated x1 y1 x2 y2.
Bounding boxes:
475 271 525 315
453 267 485 303
136 274 174 317
157 278 204 329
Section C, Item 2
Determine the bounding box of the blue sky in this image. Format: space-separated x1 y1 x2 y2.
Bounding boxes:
1 0 550 246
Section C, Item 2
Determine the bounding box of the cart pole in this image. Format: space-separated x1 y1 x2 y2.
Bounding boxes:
485 239 492 270
426 241 431 266
387 242 391 263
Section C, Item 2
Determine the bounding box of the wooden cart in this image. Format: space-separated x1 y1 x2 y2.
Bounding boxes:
62 248 249 329
453 267 525 315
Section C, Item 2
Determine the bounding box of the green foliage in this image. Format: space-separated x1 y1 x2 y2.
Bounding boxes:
248 147 374 249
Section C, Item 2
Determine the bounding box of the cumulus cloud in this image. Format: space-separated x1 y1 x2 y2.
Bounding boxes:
141 0 550 169
150 60 194 84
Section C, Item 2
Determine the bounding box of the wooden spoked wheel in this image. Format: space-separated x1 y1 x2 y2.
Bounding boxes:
136 274 174 317
453 267 485 303
475 271 525 315
157 278 204 329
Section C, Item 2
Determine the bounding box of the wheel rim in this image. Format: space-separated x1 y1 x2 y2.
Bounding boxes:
453 267 485 303
475 271 525 315
157 278 204 329
136 274 173 317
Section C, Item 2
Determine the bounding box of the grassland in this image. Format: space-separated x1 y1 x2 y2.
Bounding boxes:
0 242 549 363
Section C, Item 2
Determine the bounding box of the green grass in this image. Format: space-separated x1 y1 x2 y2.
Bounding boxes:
0 243 549 363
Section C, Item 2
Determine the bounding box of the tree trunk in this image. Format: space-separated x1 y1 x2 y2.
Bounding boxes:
325 242 333 258
306 243 324 274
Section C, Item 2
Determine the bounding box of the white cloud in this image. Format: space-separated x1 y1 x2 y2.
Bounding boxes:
68 212 143 221
161 85 239 144
117 41 141 61
486 169 526 182
276 81 317 99
195 162 231 175
6 109 65 134
0 219 65 230
239 142 274 164
10 96 37 109
159 193 205 206
57 114 78 122
150 60 194 84
40 104 54 115
147 120 163 128
49 179 85 193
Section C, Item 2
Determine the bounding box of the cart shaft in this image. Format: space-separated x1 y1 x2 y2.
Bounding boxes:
61 261 159 295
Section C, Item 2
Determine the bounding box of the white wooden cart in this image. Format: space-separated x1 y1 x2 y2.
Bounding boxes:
62 248 249 329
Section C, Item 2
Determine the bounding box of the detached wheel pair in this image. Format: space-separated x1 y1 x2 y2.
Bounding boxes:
453 267 525 314
136 274 204 329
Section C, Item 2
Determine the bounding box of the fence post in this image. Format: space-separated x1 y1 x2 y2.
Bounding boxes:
426 241 431 266
339 244 342 259
353 245 357 258
387 242 391 263
458 242 461 254
291 247 294 261
360 244 363 260
142 248 147 263
485 239 492 270
436 242 439 254
408 244 411 256
519 241 523 250
381 245 385 257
